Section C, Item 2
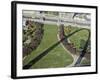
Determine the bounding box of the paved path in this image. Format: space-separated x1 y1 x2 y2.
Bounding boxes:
23 16 90 29
57 34 79 67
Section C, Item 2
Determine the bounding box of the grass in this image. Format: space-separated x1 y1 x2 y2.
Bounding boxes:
31 44 73 68
69 29 89 50
81 59 91 65
64 26 91 65
64 26 89 50
23 24 73 69
71 31 91 65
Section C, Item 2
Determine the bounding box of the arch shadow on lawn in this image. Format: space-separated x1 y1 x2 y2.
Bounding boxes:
23 28 88 69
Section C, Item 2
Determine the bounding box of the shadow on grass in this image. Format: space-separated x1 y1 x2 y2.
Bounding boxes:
23 28 85 69
74 29 90 66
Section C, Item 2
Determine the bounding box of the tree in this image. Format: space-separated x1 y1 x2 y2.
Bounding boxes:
64 25 72 34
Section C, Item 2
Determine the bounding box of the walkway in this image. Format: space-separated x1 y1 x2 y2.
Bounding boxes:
57 34 79 67
23 16 90 29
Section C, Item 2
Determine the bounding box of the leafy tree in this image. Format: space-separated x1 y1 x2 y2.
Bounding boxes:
64 25 72 34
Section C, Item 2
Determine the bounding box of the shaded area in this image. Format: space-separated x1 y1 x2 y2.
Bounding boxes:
74 29 90 66
23 28 84 69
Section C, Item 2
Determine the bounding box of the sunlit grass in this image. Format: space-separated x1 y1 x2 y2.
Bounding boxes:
23 24 73 68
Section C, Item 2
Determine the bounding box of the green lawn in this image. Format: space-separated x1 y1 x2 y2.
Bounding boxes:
64 26 89 50
69 29 89 50
23 24 73 69
81 59 91 65
64 26 90 65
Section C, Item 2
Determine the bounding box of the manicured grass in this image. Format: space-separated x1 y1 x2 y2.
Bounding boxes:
23 24 73 68
64 26 89 50
31 44 73 68
81 59 91 65
71 29 91 65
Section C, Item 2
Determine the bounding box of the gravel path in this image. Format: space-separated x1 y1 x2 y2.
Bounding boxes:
57 34 79 67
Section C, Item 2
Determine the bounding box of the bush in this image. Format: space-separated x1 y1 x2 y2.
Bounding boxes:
23 22 44 58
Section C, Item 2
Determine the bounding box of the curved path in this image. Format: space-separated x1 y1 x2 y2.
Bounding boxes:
57 34 79 67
